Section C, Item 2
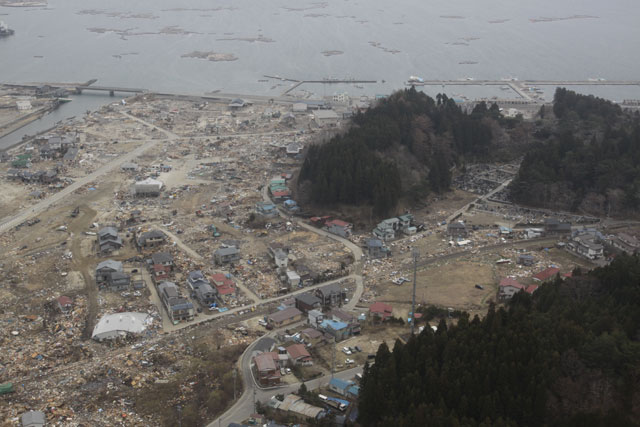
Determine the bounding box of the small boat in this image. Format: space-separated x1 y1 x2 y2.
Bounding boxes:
0 21 14 37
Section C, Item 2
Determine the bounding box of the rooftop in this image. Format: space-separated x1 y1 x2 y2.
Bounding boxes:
369 301 393 314
296 292 320 306
499 277 524 289
329 377 351 390
533 267 560 282
215 246 239 256
321 318 348 331
152 252 173 264
268 307 302 323
96 259 123 272
92 312 150 340
255 352 277 372
286 343 311 360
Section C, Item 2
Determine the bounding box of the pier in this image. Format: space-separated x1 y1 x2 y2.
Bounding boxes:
263 75 378 96
407 79 640 102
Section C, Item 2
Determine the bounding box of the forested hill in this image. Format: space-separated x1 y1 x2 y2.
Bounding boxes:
358 254 640 427
297 88 503 216
509 88 640 216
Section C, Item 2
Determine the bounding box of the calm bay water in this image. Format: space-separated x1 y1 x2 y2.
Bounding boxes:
1 0 639 147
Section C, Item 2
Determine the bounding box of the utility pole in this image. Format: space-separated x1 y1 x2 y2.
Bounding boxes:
411 249 419 335
253 387 257 413
331 342 335 379
233 368 237 400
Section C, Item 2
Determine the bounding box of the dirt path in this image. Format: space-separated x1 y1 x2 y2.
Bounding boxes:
67 205 99 339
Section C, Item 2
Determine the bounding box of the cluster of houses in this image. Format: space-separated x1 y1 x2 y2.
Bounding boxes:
373 214 416 241
36 134 77 160
7 167 59 185
609 232 640 255
254 343 314 386
257 288 395 386
261 174 301 214
497 264 568 300
94 229 169 293
1 134 79 171
150 250 240 321
266 242 324 293
92 222 250 324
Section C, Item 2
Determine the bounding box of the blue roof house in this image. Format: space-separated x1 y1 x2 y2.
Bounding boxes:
329 378 351 396
320 319 350 341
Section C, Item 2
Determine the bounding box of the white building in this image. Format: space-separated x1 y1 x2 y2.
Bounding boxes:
332 92 349 103
92 312 151 341
133 178 163 197
16 100 32 111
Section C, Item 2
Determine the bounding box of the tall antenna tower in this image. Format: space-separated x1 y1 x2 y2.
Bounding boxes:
411 249 419 335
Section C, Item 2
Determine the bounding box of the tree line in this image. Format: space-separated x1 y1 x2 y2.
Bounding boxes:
510 88 640 216
298 88 498 216
358 254 640 426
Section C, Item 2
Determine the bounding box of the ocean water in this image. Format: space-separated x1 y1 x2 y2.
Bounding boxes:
1 0 638 98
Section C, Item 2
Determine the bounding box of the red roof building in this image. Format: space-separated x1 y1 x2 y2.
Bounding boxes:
272 190 291 200
498 277 525 300
254 353 281 386
369 302 393 320
286 343 313 365
153 264 171 281
326 219 351 228
211 273 236 295
499 277 525 289
525 284 539 294
533 267 560 282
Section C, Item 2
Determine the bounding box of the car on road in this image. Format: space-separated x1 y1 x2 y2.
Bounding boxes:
345 358 354 365
342 347 351 355
475 284 484 290
354 345 362 352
